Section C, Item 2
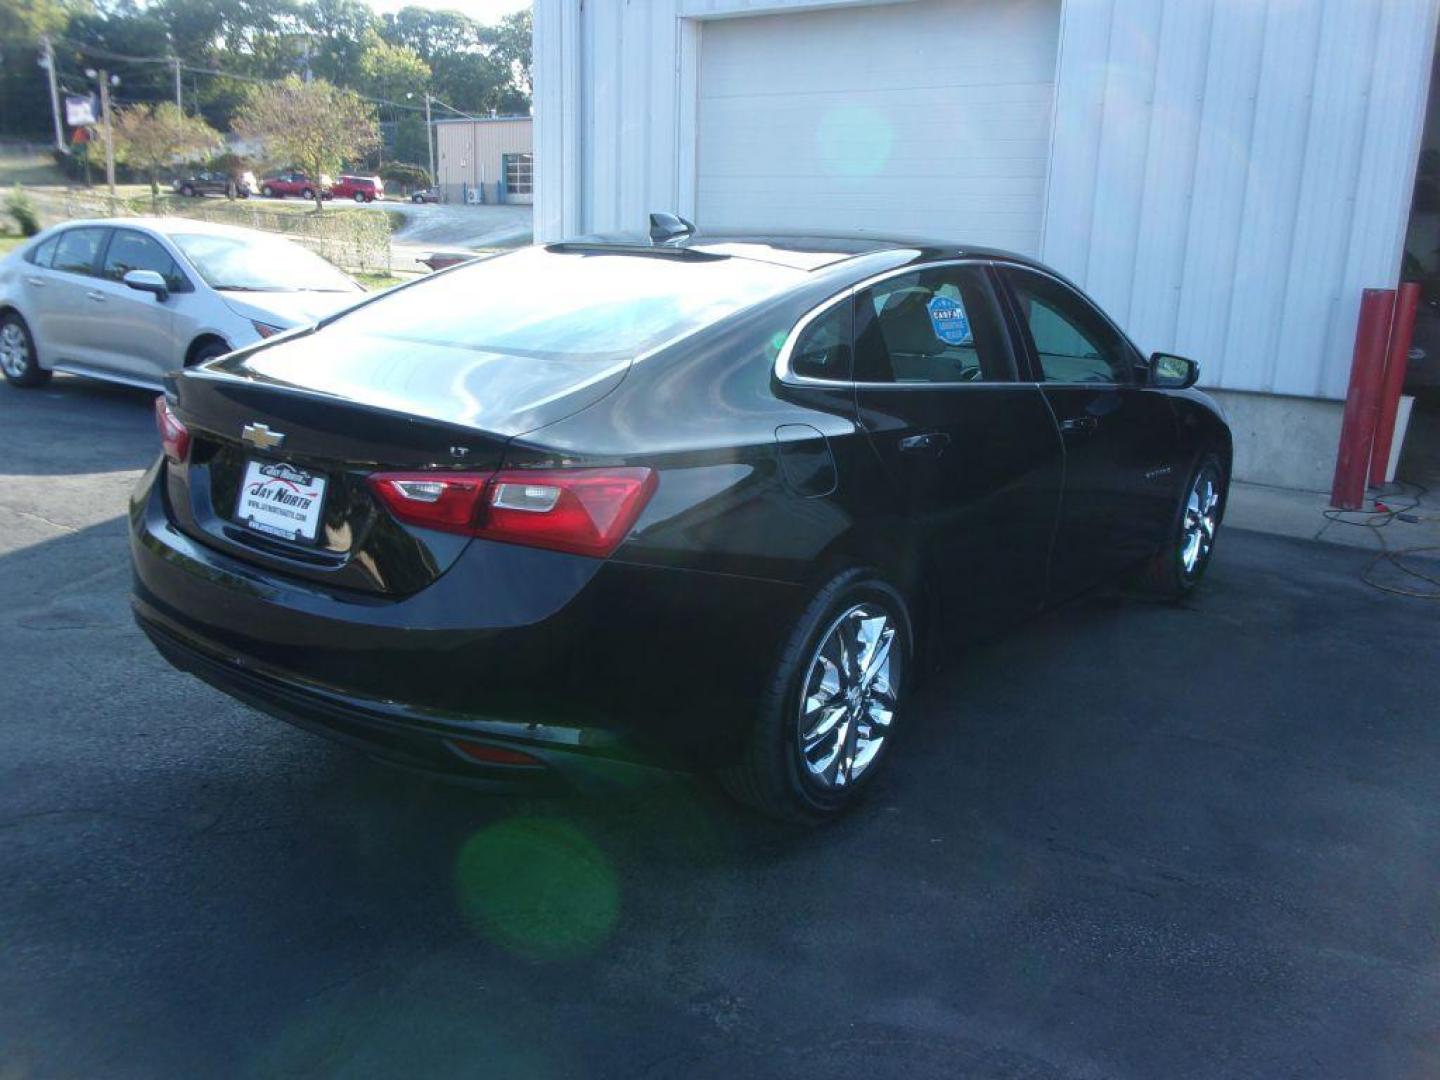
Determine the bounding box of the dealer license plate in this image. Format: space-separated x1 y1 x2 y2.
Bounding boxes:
235 459 328 543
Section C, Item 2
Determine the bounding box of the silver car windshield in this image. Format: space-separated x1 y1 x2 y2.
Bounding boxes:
171 233 359 294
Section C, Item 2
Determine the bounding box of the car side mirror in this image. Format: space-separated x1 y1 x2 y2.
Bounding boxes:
1149 352 1199 389
123 269 169 302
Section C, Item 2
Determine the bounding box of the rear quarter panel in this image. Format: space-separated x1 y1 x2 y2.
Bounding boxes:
503 282 895 587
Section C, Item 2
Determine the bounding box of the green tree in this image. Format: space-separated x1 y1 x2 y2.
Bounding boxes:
232 75 378 211
111 102 222 198
379 5 529 116
358 28 429 103
302 0 377 83
0 0 80 42
494 9 532 101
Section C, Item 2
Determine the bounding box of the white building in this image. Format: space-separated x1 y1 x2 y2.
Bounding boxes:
533 0 1440 490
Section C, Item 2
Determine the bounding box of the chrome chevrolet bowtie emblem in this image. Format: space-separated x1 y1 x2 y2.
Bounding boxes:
241 423 286 450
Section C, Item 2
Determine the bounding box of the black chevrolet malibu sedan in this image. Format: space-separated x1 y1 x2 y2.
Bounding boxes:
130 224 1230 821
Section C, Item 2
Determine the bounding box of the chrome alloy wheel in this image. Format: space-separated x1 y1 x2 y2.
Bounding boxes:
796 603 901 790
1181 466 1221 578
0 322 30 379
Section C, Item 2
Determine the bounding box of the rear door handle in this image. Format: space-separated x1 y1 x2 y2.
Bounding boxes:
898 432 951 455
1059 416 1097 436
24 276 44 287
86 290 106 302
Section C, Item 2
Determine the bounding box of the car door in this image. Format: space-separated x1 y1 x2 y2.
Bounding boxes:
29 226 107 366
850 262 1064 635
995 264 1181 599
13 233 63 353
89 227 182 382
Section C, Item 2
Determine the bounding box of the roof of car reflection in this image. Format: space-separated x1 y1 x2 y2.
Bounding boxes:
559 230 1043 272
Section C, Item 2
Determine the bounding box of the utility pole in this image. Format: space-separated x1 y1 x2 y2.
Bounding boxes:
173 57 182 112
95 70 116 197
424 92 435 187
39 35 64 154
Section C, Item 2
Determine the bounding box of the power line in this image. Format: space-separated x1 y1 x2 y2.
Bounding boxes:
51 35 456 116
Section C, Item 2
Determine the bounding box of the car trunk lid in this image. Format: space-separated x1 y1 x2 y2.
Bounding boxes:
165 331 629 596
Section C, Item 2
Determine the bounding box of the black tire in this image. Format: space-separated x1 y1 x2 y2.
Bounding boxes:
300 188 313 200
187 339 230 367
180 184 195 197
0 312 50 388
412 194 424 204
719 568 913 823
262 185 275 198
354 192 367 203
1136 451 1227 599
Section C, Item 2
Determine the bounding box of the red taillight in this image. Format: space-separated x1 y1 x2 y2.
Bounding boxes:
365 467 657 558
478 468 657 558
366 472 490 531
446 739 544 768
154 395 190 464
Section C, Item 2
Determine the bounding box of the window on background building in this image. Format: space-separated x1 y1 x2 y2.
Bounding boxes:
505 153 533 196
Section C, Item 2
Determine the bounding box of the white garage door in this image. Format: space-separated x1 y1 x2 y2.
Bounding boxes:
697 0 1060 255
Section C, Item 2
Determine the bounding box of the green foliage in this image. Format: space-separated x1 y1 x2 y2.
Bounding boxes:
378 161 428 190
5 185 41 236
233 76 379 209
4 1 529 141
110 102 222 195
358 28 429 102
209 151 250 178
0 0 78 43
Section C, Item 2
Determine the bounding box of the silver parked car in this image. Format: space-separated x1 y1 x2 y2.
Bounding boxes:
0 218 365 391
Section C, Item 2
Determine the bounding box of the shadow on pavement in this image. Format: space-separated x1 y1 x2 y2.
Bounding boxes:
2 494 1439 1076
0 375 159 476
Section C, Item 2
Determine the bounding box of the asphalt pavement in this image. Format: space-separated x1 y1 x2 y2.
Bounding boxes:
2 377 1438 1079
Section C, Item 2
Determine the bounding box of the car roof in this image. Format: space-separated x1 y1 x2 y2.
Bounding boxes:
50 216 284 242
560 228 1053 274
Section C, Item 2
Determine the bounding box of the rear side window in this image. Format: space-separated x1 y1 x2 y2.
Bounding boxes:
102 230 187 292
51 228 106 276
26 235 58 268
322 247 803 362
789 301 852 381
854 265 1011 383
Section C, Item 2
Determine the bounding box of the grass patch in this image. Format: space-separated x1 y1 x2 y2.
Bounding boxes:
353 271 416 291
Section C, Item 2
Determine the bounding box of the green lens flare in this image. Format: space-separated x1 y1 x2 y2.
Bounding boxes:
455 816 619 960
816 105 895 178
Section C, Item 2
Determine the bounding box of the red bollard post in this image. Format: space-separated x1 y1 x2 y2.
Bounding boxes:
1368 281 1421 489
1331 288 1396 510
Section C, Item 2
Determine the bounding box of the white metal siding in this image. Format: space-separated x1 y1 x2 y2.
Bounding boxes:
1042 0 1438 399
533 0 1438 400
695 0 1060 251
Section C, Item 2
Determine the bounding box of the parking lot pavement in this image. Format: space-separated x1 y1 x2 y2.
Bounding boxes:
3 377 1439 1079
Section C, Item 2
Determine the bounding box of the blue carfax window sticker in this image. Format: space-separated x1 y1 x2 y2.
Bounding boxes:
927 295 973 347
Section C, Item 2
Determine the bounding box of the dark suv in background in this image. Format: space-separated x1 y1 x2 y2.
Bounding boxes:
174 172 255 198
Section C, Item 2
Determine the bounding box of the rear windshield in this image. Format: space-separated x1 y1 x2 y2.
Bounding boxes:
319 246 802 362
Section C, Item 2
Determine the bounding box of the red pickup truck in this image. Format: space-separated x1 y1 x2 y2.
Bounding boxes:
259 173 332 200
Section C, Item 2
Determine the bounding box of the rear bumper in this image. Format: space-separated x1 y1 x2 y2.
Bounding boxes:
130 460 804 783
135 611 665 792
